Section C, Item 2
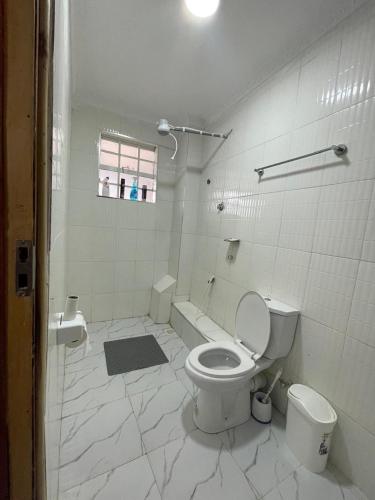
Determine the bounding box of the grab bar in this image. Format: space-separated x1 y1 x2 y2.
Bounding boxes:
254 144 347 178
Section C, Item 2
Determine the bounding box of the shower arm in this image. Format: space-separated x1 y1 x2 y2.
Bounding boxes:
169 125 233 140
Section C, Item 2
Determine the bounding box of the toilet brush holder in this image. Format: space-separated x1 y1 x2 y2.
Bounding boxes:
252 391 272 424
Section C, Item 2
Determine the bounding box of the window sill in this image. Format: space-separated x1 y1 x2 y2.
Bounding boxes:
97 194 152 203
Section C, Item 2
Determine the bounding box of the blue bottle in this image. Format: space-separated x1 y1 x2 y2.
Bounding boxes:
130 177 138 201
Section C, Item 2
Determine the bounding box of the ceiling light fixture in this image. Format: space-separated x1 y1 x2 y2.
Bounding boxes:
184 0 220 18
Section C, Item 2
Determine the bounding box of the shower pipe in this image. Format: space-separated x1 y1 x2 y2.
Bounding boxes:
157 118 232 159
254 143 348 178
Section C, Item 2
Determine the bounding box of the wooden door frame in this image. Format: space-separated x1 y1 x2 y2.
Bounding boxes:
1 0 53 498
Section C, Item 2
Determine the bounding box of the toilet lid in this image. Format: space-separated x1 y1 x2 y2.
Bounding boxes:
235 291 270 358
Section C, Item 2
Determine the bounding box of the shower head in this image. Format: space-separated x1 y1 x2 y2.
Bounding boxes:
157 117 232 160
157 119 171 136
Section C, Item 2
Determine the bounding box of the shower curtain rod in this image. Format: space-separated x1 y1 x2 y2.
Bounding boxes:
254 144 348 178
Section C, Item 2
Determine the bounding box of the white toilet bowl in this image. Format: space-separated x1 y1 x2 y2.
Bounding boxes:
185 292 299 433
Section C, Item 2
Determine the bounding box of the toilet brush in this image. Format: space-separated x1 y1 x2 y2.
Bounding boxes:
262 369 283 404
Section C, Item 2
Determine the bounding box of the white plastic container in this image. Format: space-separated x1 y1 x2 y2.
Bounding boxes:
286 384 337 473
150 275 176 323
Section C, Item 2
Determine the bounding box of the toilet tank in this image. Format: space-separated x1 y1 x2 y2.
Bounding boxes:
263 298 299 360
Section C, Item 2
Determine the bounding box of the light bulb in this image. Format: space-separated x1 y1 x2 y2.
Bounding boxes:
184 0 220 18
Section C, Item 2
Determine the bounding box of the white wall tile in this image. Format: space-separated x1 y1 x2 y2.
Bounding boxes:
113 292 134 319
295 35 340 128
334 14 375 111
114 261 136 292
92 262 115 294
91 293 114 322
68 226 93 261
282 316 344 400
135 261 154 290
135 230 155 261
116 229 137 261
134 290 151 316
313 180 372 259
247 243 277 297
115 201 138 229
253 192 284 247
362 185 375 262
334 337 375 434
347 261 375 347
330 408 375 500
324 99 375 185
48 1 71 494
155 231 171 261
137 203 156 231
272 248 310 308
67 261 93 295
303 253 358 332
91 227 115 261
286 118 330 190
278 188 320 252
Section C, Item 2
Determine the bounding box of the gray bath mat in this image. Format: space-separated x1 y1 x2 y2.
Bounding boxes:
104 335 168 375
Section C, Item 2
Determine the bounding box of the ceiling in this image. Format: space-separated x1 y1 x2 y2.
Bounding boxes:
71 0 365 124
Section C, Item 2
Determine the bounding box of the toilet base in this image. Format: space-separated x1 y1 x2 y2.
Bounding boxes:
193 383 251 433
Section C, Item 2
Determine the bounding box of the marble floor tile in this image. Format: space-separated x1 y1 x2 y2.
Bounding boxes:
106 316 148 340
156 333 190 371
59 398 142 492
145 323 174 337
218 411 300 498
131 380 196 452
175 367 199 399
124 362 177 396
64 340 105 374
86 321 110 342
59 315 368 500
263 465 366 500
62 365 126 417
148 428 257 500
60 456 161 500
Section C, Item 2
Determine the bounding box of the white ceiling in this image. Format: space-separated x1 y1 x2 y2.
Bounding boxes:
71 0 365 123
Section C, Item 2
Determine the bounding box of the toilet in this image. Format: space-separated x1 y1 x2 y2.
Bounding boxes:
185 291 299 433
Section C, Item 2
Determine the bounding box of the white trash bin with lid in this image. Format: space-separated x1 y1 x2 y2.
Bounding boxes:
286 384 337 473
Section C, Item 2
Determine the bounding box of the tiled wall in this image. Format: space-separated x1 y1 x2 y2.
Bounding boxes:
189 2 375 497
66 106 176 322
46 0 71 498
168 132 202 296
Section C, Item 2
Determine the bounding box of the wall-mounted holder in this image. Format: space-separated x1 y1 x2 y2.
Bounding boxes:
224 238 240 262
254 144 348 178
56 311 88 347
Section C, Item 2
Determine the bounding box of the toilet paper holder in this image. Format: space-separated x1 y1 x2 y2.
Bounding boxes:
56 311 87 347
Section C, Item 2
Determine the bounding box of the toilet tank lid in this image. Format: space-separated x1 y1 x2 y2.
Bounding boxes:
288 384 337 424
263 297 299 317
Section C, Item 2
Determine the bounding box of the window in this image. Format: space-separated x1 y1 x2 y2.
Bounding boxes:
98 131 157 203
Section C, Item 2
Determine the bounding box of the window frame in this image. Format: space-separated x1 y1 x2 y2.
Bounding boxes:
97 129 158 203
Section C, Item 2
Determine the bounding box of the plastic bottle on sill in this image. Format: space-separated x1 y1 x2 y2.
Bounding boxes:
102 177 110 197
130 177 138 201
142 184 147 202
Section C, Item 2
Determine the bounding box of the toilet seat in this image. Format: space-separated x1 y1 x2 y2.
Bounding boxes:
187 340 255 379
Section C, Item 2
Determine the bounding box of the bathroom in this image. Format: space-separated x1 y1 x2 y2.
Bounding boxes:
42 0 375 498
